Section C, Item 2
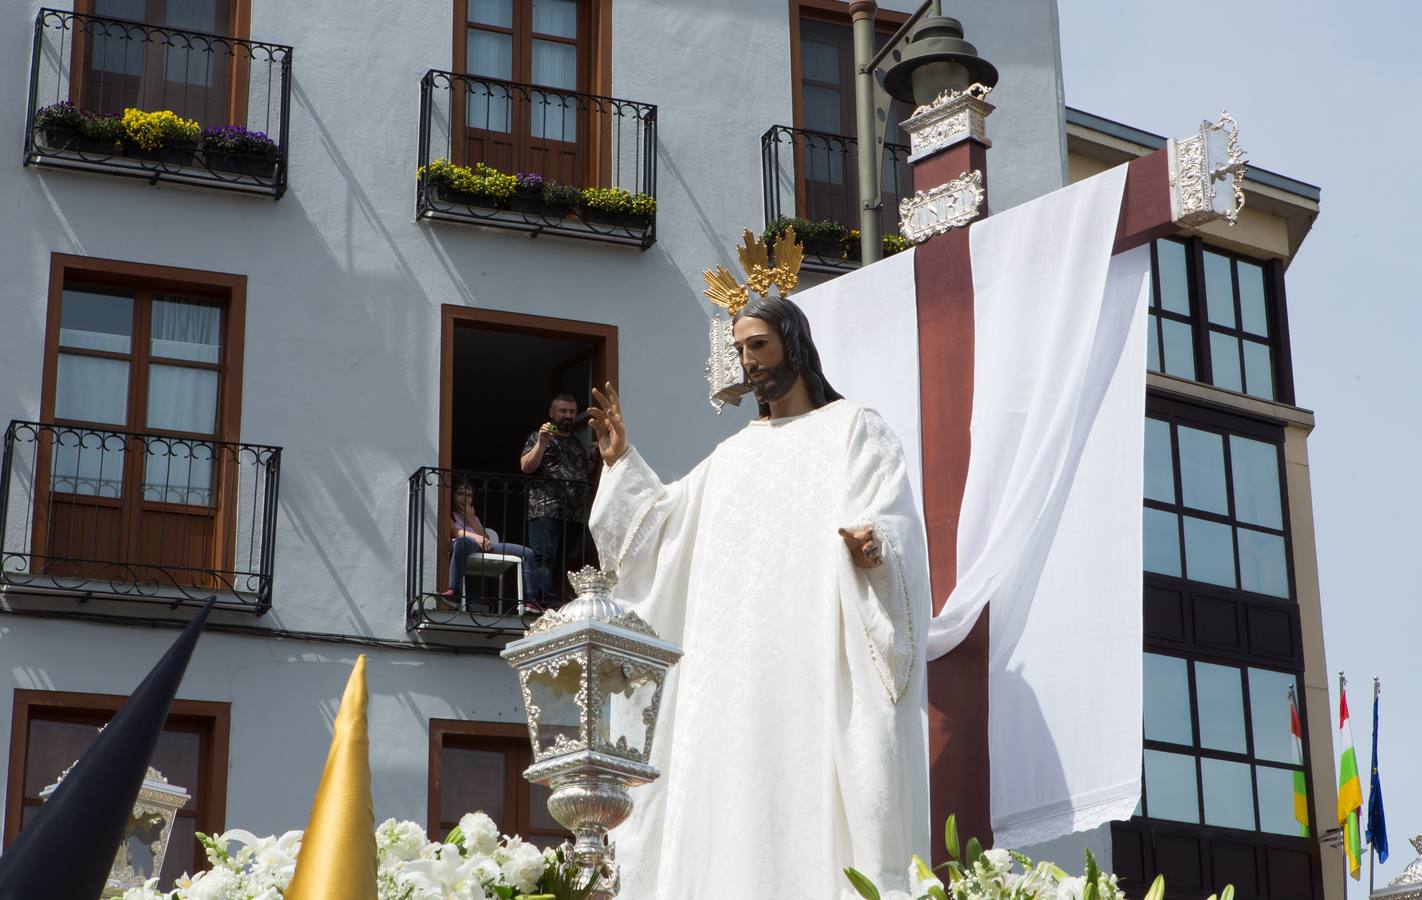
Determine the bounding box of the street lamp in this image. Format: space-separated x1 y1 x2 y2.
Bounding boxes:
850 1 998 262
501 566 682 896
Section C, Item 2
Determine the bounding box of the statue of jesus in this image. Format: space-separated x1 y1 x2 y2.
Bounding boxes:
587 295 930 899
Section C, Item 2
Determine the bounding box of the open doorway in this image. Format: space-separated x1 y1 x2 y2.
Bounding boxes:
434 307 617 614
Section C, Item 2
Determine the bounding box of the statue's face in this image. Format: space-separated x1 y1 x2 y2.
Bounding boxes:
732 315 796 404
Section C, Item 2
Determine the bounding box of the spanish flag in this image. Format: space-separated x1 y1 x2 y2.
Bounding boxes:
286 655 378 899
1334 675 1364 880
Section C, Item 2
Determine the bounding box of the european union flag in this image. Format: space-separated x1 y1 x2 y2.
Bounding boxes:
1367 685 1389 864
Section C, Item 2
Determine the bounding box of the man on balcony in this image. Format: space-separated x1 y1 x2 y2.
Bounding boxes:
519 394 591 605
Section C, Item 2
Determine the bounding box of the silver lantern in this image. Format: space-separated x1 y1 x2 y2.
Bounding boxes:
40 764 190 897
501 566 682 895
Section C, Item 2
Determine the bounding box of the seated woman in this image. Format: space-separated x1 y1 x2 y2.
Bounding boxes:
442 477 538 611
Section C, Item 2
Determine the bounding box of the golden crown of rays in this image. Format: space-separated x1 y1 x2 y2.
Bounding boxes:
702 227 804 316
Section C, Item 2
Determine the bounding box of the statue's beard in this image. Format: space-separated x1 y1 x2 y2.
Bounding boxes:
745 362 796 404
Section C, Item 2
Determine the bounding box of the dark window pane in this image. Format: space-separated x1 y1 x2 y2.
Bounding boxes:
1229 436 1282 529
1257 765 1309 836
1195 662 1247 753
1144 653 1192 745
1161 319 1196 380
1183 515 1235 588
1147 313 1161 372
801 37 840 84
1144 418 1175 503
61 287 134 353
529 780 562 831
1201 758 1256 830
157 814 196 889
1156 240 1191 315
1248 668 1301 764
1210 331 1243 393
24 719 102 796
1178 427 1227 514
1242 341 1274 400
149 729 201 807
1144 749 1199 823
1238 528 1289 598
1144 509 1182 577
803 85 841 135
532 0 577 38
1238 261 1269 336
441 746 509 832
469 0 512 27
1204 251 1236 327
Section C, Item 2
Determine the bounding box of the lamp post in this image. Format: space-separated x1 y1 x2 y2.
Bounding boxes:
851 0 998 263
501 566 682 896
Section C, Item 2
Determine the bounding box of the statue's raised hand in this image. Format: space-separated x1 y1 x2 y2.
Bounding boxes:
589 382 629 466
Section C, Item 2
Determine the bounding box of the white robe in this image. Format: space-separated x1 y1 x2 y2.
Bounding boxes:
590 399 930 899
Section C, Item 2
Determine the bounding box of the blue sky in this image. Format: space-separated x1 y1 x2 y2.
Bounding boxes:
1058 1 1422 892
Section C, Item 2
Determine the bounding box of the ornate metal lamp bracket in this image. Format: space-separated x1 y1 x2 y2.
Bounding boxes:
1168 110 1249 227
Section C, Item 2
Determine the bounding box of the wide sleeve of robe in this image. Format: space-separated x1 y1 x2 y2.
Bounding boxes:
834 407 932 896
838 407 929 703
589 444 709 656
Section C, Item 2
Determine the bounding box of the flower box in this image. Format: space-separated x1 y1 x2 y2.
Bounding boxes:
126 140 198 168
804 236 843 260
430 180 505 210
205 150 279 180
508 191 547 216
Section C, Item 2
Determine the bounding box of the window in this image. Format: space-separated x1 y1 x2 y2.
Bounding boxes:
4 690 230 890
428 720 569 847
452 0 606 187
1147 238 1292 403
789 2 911 228
35 254 246 587
1143 413 1291 600
1141 654 1310 838
76 0 251 126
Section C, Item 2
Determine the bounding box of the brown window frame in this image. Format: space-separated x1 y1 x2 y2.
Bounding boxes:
786 0 909 225
34 253 247 580
427 719 569 846
4 689 231 886
449 0 613 188
69 0 254 128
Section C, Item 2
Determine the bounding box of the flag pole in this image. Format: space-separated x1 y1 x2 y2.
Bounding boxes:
1340 670 1348 900
1368 676 1379 898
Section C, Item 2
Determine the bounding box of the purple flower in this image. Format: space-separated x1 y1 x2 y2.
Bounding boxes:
516 171 544 190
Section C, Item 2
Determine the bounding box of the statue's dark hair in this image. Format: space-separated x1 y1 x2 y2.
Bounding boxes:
734 296 843 417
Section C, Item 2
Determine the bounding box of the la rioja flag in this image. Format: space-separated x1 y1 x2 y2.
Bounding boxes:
1335 676 1365 880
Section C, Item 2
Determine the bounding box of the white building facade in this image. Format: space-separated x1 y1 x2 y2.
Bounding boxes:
0 0 1331 896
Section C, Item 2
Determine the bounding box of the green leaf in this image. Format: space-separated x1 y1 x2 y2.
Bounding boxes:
1220 886 1236 900
1143 875 1166 900
927 885 949 900
1084 848 1101 886
843 867 882 900
444 824 465 847
945 814 960 860
965 837 983 868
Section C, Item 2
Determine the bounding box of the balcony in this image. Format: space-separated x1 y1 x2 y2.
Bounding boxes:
417 70 657 250
407 466 595 637
760 124 913 273
1 421 282 612
24 8 293 199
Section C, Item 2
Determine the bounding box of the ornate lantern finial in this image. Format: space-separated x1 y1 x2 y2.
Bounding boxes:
502 567 682 895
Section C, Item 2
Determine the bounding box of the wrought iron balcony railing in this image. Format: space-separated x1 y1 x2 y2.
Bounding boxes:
761 124 913 272
407 466 595 635
417 70 658 250
1 421 282 612
24 8 293 198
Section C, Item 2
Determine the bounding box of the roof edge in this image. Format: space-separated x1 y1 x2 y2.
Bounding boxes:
1065 107 1321 203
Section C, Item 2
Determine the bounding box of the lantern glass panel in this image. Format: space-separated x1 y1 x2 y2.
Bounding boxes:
594 655 659 758
524 656 585 756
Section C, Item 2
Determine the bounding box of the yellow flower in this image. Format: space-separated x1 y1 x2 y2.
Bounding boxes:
121 108 200 150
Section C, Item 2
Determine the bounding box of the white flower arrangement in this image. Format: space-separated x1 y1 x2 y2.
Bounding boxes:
120 811 598 900
845 814 1237 900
